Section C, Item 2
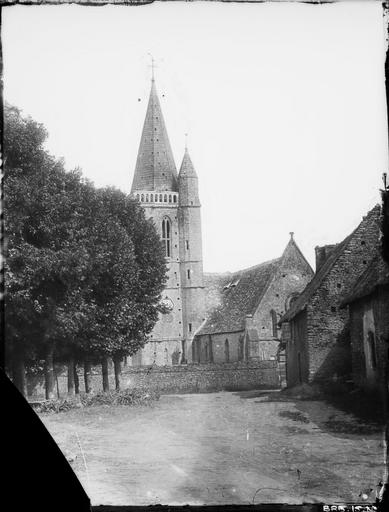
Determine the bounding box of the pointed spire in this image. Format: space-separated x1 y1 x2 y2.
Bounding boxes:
179 144 197 178
131 78 178 193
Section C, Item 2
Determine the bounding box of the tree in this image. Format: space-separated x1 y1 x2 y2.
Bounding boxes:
4 104 168 397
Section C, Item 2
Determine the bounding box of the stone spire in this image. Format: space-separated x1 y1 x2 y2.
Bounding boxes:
178 147 197 178
131 79 178 193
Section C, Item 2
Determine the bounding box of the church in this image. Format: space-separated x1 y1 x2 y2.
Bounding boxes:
129 76 206 366
129 74 313 369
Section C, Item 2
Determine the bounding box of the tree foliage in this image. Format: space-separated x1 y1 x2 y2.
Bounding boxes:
4 104 168 394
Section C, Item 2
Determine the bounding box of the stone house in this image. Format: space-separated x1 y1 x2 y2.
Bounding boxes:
280 205 381 387
193 234 314 364
341 254 389 391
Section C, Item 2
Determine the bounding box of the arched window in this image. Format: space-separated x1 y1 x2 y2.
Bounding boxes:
173 195 177 203
141 194 144 202
164 194 168 202
150 194 153 202
225 339 230 363
159 194 163 202
238 337 244 361
136 194 140 201
169 195 172 203
271 310 278 338
285 293 299 311
162 217 171 258
145 194 149 202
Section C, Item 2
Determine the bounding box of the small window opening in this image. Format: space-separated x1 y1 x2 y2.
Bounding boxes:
187 269 191 279
189 323 192 333
331 306 336 312
173 196 177 203
186 240 189 250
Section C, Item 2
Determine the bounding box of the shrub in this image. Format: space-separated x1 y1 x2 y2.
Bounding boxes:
32 388 160 414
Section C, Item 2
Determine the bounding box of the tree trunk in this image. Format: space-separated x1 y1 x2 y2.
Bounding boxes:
74 363 80 394
84 359 93 394
67 356 75 395
12 354 27 398
101 356 109 392
113 355 122 391
45 346 56 400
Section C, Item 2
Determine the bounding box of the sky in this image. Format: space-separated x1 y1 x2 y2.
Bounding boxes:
2 1 388 273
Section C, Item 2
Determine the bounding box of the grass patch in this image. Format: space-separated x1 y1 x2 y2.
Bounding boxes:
32 388 160 414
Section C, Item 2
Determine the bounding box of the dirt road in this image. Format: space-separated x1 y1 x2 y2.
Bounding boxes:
41 390 384 505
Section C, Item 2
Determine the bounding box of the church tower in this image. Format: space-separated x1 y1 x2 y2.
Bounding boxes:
130 76 205 365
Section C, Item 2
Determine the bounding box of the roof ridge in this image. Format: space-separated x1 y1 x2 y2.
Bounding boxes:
232 257 281 276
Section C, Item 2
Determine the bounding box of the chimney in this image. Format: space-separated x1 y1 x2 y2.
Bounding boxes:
315 244 337 272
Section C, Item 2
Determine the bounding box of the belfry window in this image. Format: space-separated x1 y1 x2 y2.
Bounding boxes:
162 218 172 258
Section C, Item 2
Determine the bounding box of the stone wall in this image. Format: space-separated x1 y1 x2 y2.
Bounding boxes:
28 361 279 398
305 209 381 383
349 288 389 390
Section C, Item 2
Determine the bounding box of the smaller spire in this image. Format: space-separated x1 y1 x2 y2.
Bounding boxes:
179 147 197 178
289 231 294 240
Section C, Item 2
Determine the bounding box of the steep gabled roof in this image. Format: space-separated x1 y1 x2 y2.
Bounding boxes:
341 255 389 306
281 205 381 322
131 79 178 193
197 258 281 335
197 235 313 336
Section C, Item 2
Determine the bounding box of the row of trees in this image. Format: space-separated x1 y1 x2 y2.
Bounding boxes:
4 104 168 399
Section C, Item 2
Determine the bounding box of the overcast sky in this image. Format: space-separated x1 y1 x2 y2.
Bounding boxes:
2 2 388 273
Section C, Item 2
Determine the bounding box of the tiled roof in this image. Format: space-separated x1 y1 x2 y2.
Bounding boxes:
197 258 281 335
341 255 389 305
280 205 381 322
131 80 178 193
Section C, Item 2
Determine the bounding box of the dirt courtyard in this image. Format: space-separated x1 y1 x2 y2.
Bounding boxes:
40 390 384 506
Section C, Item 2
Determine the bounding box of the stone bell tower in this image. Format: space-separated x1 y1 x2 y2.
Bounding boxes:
130 76 205 366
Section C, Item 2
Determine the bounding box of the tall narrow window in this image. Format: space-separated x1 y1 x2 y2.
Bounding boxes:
187 269 191 280
186 240 189 250
225 339 230 363
238 337 244 361
162 218 171 258
271 309 278 338
367 331 377 370
188 323 192 333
